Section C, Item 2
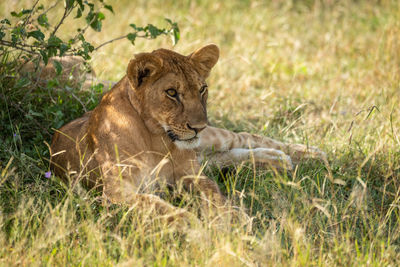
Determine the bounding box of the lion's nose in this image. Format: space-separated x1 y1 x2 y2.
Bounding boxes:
187 123 207 134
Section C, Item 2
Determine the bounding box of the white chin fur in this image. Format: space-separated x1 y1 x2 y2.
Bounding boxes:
174 138 200 150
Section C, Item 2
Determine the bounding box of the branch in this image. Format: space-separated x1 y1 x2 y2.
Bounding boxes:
50 3 74 36
22 0 40 28
93 34 147 51
39 0 61 16
0 40 37 48
0 40 40 55
93 35 128 51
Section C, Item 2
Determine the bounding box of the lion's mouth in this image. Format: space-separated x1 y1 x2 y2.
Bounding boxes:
166 130 198 143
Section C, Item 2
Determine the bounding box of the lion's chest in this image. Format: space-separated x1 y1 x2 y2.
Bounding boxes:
110 136 198 191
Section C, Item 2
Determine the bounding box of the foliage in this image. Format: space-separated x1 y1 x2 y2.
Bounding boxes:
0 0 179 162
0 0 179 64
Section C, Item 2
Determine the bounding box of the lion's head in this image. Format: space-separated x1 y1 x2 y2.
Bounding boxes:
126 44 219 149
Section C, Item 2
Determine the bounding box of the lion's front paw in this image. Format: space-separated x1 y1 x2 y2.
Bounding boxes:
282 153 294 170
306 146 328 161
289 144 328 165
252 148 293 171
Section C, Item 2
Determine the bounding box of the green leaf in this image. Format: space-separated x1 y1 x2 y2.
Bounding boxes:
164 18 180 45
90 18 102 32
59 43 69 56
75 8 82 19
0 19 11 25
11 27 25 43
171 28 180 45
147 24 162 38
48 35 62 47
68 37 76 45
77 33 85 41
10 11 23 18
130 24 143 31
21 9 32 15
76 0 84 10
52 60 63 76
85 3 95 23
10 9 31 17
11 34 18 43
38 14 49 28
91 21 102 32
86 12 94 24
97 12 105 21
28 30 45 41
65 0 75 10
127 33 136 45
104 4 114 13
40 50 48 65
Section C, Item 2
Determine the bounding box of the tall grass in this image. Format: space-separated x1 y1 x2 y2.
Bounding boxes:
1 0 400 265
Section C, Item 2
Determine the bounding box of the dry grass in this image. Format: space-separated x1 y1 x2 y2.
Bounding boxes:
1 0 400 266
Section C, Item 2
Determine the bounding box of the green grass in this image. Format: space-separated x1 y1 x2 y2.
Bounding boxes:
1 0 400 265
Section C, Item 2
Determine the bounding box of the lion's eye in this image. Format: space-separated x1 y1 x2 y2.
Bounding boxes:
166 88 178 97
200 85 208 95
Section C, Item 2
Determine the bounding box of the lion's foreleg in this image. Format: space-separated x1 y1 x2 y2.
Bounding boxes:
199 147 293 170
197 126 326 166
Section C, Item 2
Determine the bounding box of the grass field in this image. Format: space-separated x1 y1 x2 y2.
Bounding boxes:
1 0 400 265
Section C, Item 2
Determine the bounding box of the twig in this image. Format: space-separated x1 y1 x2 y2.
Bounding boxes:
69 21 92 45
69 6 101 45
22 0 40 28
94 34 147 51
40 0 61 16
0 40 40 55
50 3 74 36
94 35 128 51
0 40 37 49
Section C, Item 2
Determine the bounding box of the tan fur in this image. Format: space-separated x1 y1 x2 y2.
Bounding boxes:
19 56 115 90
50 44 326 221
196 126 327 170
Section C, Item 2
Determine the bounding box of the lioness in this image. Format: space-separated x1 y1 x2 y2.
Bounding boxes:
50 44 326 219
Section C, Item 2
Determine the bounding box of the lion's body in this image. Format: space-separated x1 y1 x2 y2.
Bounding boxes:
19 56 115 90
52 76 198 195
50 45 326 219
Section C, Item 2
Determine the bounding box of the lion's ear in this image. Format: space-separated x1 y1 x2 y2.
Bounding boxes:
189 44 219 77
127 53 163 89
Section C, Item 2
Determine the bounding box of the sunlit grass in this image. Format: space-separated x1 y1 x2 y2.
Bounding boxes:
1 0 400 265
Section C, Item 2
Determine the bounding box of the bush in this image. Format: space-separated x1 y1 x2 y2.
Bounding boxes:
0 0 179 167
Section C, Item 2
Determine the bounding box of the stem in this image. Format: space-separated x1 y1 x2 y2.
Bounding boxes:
0 40 37 48
0 40 40 55
94 35 128 51
94 34 147 51
50 3 74 36
40 0 61 16
22 0 40 28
